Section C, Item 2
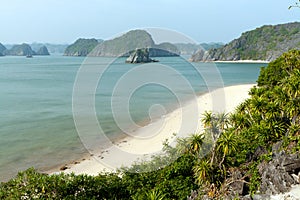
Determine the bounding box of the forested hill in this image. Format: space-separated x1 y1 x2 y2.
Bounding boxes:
190 22 300 62
65 30 180 57
63 38 100 56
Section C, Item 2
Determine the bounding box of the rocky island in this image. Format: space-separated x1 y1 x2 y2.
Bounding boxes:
1 43 50 56
190 22 300 62
63 38 100 56
5 43 36 56
36 46 50 55
125 48 158 63
65 30 180 57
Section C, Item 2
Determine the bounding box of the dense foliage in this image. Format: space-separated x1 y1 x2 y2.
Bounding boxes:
1 50 300 199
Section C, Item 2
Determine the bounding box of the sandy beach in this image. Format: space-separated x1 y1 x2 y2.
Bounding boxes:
51 84 255 176
214 60 269 64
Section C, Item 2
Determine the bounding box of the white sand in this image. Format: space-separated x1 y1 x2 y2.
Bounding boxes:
214 60 269 64
52 84 255 176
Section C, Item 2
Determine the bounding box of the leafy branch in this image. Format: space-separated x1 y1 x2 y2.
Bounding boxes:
289 0 300 9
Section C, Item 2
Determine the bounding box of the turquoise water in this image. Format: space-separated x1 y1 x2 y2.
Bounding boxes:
0 55 265 181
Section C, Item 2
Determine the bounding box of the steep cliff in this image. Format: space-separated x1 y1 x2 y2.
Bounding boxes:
36 46 50 55
191 22 300 62
0 43 7 56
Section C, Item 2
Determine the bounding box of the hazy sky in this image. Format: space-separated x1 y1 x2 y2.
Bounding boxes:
1 0 300 44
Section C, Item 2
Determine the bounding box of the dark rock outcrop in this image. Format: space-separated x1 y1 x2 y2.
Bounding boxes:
36 46 50 55
190 22 300 62
125 48 158 63
258 152 300 195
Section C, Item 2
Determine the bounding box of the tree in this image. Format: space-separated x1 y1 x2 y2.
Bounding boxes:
193 159 212 185
217 131 238 168
187 133 205 155
289 1 300 9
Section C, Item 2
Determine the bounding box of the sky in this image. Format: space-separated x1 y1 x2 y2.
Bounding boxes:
1 0 300 44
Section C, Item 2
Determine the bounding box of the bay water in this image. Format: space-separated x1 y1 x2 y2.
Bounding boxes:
0 55 265 181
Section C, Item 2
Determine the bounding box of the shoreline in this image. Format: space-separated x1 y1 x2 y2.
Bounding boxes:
214 60 269 64
48 84 255 176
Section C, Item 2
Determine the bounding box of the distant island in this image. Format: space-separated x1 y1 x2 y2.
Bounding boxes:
63 30 223 57
190 22 300 62
65 30 180 57
0 43 50 56
64 38 102 56
174 42 223 55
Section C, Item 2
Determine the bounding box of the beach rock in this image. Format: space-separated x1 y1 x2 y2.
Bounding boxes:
228 169 245 196
258 152 300 195
125 48 158 63
60 165 68 171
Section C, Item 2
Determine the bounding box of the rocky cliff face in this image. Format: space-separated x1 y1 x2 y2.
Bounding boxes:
36 46 50 55
64 38 99 56
0 43 7 56
126 48 158 63
191 22 300 62
5 43 36 56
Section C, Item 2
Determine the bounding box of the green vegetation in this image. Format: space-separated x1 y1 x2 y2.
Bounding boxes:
1 50 300 199
64 38 99 56
191 22 300 61
89 30 155 57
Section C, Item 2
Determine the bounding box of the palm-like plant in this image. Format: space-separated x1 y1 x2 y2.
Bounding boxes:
229 113 249 130
216 112 229 130
187 133 205 155
193 159 212 185
202 111 214 128
145 189 166 200
202 111 230 166
217 131 239 167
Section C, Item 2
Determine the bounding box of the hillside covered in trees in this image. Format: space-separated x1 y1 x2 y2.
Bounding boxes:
191 22 300 62
64 30 180 57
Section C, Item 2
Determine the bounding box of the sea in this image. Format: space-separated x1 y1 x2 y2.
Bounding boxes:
0 55 266 181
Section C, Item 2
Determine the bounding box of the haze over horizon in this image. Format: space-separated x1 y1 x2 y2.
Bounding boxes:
1 0 300 44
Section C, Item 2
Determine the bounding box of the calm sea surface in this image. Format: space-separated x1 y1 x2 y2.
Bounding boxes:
0 55 266 181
